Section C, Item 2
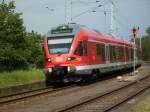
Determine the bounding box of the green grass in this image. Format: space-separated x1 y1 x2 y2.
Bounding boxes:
0 69 45 88
128 94 150 112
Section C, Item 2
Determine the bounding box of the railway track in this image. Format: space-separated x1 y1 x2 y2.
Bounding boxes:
1 68 149 112
0 72 118 107
0 84 76 106
57 74 150 112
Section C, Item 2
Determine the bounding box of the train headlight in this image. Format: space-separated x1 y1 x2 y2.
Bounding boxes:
67 57 75 61
47 58 51 62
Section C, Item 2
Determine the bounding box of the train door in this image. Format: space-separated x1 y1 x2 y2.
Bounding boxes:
105 44 110 63
87 42 96 65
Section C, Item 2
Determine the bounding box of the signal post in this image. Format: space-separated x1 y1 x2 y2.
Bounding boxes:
130 27 139 74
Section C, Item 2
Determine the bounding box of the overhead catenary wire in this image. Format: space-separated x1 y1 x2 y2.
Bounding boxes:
70 0 113 21
111 0 131 39
43 0 133 39
71 4 102 20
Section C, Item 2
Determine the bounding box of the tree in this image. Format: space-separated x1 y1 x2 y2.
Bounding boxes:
25 32 44 68
136 27 150 61
0 1 29 70
141 28 150 61
146 27 150 36
0 1 44 71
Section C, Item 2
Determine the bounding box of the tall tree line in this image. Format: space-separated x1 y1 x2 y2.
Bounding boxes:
137 27 150 61
0 1 43 71
136 27 150 61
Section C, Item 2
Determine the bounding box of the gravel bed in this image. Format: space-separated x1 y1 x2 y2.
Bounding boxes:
64 74 150 112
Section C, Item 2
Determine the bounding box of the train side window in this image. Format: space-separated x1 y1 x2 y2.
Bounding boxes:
83 41 87 56
96 44 101 55
101 44 105 62
75 41 87 56
113 46 117 62
110 45 113 61
75 42 83 56
126 47 129 61
117 47 123 61
106 45 109 61
120 47 123 61
116 47 119 61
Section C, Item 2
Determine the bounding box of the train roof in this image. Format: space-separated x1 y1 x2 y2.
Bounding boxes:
79 25 133 47
46 23 84 37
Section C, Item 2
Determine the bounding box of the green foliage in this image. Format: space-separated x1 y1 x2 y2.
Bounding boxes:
0 69 45 88
136 27 150 61
0 1 27 70
141 36 150 61
0 1 44 71
146 27 150 36
25 32 44 68
128 94 150 112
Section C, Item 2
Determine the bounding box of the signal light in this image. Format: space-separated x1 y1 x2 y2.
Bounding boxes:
47 58 51 62
67 57 75 61
130 27 139 38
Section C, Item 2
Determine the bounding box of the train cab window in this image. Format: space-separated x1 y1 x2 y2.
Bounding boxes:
47 35 74 54
75 41 87 56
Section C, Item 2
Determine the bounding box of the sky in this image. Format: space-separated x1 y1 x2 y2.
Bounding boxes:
2 0 150 40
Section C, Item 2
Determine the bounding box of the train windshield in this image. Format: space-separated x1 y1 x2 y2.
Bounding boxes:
47 35 74 54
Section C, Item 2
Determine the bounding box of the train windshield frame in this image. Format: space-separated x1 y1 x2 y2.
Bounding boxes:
47 35 74 54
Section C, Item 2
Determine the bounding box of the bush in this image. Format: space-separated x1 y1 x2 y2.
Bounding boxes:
0 69 45 88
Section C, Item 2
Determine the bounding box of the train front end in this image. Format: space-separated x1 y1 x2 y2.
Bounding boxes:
43 24 86 84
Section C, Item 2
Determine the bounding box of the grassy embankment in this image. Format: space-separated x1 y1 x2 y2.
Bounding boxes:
128 94 150 112
0 69 45 88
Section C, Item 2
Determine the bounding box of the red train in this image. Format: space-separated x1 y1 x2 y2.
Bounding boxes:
43 23 141 84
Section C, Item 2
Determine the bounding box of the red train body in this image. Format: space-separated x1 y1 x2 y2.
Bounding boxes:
43 24 141 84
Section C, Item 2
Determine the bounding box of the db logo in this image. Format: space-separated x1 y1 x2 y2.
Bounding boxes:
56 57 62 62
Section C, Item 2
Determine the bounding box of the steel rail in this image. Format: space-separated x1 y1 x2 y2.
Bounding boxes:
0 86 51 99
0 84 76 106
104 85 150 112
0 73 117 106
58 74 150 112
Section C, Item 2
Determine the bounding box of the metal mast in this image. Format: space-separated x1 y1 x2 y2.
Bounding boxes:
2 0 4 3
65 0 72 24
110 1 114 35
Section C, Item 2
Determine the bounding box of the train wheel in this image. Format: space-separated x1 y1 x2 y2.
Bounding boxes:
45 77 51 86
91 69 99 80
81 76 90 83
45 72 52 86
